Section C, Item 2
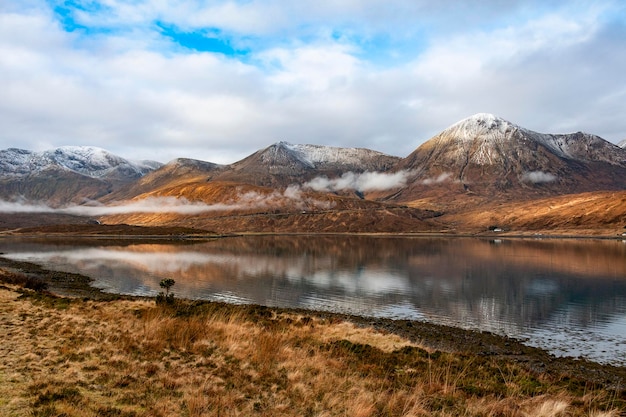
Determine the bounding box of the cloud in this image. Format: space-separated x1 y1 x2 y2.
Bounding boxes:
70 197 245 215
0 197 235 216
522 171 557 184
0 200 56 214
304 170 411 193
1 1 625 165
0 189 335 216
421 172 453 185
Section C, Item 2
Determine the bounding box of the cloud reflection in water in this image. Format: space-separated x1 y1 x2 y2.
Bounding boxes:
2 236 626 365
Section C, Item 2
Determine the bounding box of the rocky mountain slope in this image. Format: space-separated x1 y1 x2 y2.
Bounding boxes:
0 146 161 206
94 143 433 233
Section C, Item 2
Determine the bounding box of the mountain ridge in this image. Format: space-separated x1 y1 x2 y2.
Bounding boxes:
1 114 625 234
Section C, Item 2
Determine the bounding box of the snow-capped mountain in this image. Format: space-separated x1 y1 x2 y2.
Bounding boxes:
393 113 626 200
414 113 625 166
215 141 400 188
0 146 161 180
0 146 162 206
619 139 626 149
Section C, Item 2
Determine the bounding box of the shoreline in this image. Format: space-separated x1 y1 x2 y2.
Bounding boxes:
1 253 625 391
2 242 626 417
2 229 626 241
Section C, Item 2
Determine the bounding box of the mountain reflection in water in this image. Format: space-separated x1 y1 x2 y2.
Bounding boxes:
2 236 625 365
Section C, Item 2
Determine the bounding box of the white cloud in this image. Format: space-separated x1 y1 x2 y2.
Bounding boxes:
522 171 557 184
304 170 411 193
0 1 625 165
0 200 55 214
421 172 453 185
0 189 335 216
0 197 236 215
260 44 360 93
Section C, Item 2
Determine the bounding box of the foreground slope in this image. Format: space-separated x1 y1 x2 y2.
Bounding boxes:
0 281 623 417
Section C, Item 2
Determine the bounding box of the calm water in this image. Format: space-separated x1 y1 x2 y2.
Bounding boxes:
2 236 626 365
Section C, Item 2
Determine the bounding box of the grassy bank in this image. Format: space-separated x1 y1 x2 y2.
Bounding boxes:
0 269 624 416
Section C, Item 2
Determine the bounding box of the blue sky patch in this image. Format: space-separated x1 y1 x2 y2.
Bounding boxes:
50 0 111 34
52 3 86 32
156 22 247 56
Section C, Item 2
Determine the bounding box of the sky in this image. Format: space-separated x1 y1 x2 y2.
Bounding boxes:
1 1 625 165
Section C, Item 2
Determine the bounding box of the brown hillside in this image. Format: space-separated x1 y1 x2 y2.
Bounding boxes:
431 191 626 235
100 180 441 233
0 213 90 232
138 206 439 234
102 158 222 202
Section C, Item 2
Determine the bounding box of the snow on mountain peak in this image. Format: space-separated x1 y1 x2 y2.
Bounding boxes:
429 114 626 166
275 141 393 167
429 114 522 165
45 146 122 173
619 139 626 149
464 113 505 125
446 113 518 139
0 146 161 179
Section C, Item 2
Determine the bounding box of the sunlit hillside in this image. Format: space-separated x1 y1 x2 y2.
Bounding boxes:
99 180 440 233
423 191 626 235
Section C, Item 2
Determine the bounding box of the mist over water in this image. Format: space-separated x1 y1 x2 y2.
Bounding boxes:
1 236 625 365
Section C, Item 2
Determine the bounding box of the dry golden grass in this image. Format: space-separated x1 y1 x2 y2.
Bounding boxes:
0 283 623 417
434 190 626 236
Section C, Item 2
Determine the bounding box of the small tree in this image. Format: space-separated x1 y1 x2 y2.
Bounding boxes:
156 278 176 305
160 278 175 295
